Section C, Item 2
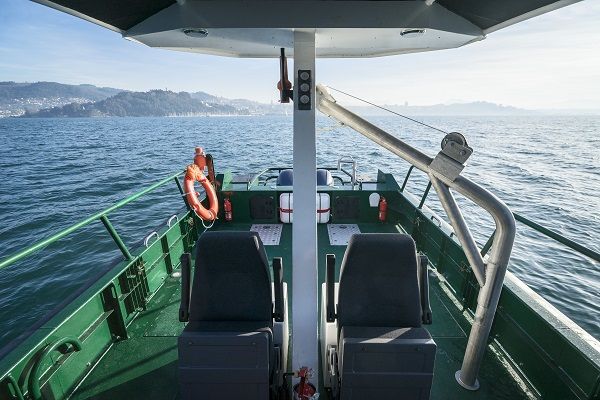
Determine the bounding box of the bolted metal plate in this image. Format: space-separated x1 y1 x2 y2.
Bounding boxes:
250 224 283 246
327 224 361 246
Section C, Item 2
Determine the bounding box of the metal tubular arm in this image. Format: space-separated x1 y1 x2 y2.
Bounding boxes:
316 84 516 390
430 176 486 286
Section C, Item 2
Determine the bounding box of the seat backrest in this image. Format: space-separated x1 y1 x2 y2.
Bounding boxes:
276 169 294 186
337 234 422 328
316 169 334 186
190 231 273 325
276 169 333 186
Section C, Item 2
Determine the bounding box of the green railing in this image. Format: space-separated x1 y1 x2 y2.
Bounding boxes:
0 170 186 271
399 167 600 264
512 212 600 263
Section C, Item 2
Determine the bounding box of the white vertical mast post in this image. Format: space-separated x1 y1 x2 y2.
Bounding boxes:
292 29 318 372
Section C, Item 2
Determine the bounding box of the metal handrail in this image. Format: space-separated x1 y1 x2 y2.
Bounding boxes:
336 156 357 185
29 337 82 400
317 84 515 391
167 214 179 227
513 213 600 263
2 374 24 400
0 170 184 271
247 168 273 188
143 231 160 248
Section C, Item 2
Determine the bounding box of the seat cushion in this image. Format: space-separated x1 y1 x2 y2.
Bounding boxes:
179 322 273 400
338 326 436 400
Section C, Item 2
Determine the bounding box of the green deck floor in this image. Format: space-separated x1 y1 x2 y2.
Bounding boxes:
72 222 531 400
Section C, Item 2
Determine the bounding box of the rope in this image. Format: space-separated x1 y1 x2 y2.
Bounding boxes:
194 208 216 230
327 86 448 135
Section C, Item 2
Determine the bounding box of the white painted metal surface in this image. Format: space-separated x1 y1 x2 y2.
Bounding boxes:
292 30 318 372
250 224 283 246
327 224 361 246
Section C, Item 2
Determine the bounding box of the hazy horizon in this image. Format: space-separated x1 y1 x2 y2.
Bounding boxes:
4 80 600 114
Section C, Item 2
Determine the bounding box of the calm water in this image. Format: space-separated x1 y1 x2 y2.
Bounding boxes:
0 115 598 349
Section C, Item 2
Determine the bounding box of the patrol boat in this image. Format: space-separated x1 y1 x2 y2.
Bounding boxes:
1 1 599 399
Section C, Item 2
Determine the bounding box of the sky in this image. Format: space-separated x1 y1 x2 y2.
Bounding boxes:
1 0 599 109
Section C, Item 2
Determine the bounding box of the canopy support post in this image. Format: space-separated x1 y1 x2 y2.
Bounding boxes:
292 30 318 374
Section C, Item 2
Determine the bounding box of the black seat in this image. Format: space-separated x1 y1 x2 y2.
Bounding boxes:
276 169 334 186
178 231 286 400
324 233 436 400
337 234 422 329
276 169 294 186
190 231 272 324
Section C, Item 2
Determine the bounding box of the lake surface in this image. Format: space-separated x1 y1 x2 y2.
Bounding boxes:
0 115 598 348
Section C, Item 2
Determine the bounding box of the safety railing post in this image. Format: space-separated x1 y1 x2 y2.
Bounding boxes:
400 165 414 191
100 215 134 262
418 181 432 209
174 176 191 211
480 230 496 257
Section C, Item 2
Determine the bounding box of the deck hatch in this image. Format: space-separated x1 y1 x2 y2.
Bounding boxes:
250 224 283 246
327 224 361 245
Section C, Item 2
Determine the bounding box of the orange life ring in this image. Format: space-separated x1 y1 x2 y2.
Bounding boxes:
184 164 219 221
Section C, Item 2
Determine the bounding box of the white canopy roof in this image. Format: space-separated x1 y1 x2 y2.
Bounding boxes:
34 0 580 57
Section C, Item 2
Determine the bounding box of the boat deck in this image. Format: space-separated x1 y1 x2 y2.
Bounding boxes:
72 222 531 400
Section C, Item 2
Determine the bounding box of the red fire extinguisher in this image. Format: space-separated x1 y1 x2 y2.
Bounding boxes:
378 196 387 222
224 197 232 222
293 367 317 400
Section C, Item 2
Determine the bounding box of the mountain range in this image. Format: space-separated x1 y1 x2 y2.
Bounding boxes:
1 81 597 118
0 81 121 117
25 90 244 118
0 81 286 118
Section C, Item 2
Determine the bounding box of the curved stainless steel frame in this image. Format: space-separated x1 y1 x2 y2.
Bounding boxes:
316 84 516 390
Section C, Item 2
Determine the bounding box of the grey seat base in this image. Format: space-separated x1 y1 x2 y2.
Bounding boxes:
178 321 273 400
339 326 436 400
